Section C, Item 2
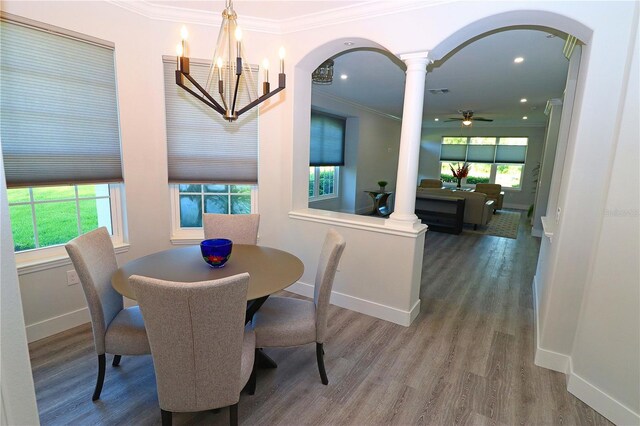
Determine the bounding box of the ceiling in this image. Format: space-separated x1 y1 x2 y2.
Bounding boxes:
314 29 570 128
144 1 365 20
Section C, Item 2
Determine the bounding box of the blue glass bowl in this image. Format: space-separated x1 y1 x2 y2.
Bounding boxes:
200 238 233 268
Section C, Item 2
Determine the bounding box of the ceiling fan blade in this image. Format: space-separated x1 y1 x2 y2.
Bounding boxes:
444 118 463 122
474 118 493 122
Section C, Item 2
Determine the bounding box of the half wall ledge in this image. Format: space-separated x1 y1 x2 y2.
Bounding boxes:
288 208 427 238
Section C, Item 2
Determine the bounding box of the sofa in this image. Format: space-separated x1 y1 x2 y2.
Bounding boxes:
474 183 504 211
416 188 494 229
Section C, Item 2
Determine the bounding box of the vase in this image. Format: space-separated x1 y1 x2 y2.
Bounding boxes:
456 178 462 188
379 186 386 193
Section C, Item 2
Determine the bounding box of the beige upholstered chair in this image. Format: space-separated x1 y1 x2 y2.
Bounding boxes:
251 229 346 386
475 183 504 211
129 273 255 426
65 227 150 401
203 213 260 244
419 178 443 189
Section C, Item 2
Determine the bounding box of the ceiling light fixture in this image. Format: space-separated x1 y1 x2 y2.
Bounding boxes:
462 119 473 126
340 74 348 80
344 41 355 46
523 116 528 120
434 118 439 122
312 59 334 85
520 98 527 103
514 57 524 63
174 0 286 122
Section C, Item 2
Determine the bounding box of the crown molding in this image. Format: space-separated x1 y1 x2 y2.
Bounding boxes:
313 90 401 121
106 0 451 35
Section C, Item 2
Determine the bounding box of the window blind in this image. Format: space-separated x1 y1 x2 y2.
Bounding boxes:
163 57 258 184
440 144 467 161
466 145 495 163
495 145 527 163
309 111 345 166
0 19 123 188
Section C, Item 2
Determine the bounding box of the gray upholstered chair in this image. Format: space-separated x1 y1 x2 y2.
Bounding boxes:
129 273 255 426
251 229 346 386
203 213 260 244
419 178 443 189
65 227 150 401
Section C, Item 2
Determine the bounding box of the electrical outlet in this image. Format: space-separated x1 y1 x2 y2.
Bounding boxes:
67 270 80 286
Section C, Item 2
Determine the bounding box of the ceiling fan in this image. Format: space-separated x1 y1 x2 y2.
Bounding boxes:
445 110 493 126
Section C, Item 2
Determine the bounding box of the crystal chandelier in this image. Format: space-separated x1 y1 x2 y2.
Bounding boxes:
312 59 334 85
175 0 286 122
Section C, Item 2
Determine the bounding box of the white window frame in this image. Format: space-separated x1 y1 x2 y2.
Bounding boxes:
13 184 127 274
308 166 339 201
169 184 258 244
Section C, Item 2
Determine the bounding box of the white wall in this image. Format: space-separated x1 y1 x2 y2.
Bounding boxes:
0 146 39 424
568 23 639 423
419 126 545 209
2 1 639 423
310 91 401 214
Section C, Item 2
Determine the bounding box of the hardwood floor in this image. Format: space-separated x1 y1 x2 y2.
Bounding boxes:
29 213 612 425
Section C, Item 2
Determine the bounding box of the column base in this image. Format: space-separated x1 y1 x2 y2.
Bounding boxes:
386 212 422 229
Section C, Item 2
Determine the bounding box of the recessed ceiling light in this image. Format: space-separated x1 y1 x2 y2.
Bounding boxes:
340 74 348 80
514 57 524 63
522 116 528 120
434 118 439 121
520 98 527 103
344 41 355 46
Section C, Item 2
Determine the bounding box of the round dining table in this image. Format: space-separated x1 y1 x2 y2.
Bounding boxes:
111 244 304 301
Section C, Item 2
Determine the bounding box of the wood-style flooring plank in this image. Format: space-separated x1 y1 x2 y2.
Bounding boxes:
28 212 612 425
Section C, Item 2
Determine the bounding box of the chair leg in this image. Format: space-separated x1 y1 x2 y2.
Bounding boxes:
229 403 238 426
161 409 172 426
316 343 328 385
248 361 257 395
92 354 106 401
112 355 121 367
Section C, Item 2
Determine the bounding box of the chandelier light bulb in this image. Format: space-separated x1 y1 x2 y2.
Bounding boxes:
263 58 269 70
235 26 243 42
176 43 183 57
180 25 188 41
279 47 286 60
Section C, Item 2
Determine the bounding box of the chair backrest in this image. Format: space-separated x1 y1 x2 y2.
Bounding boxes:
65 227 122 355
203 213 260 244
419 178 443 189
313 229 346 343
475 183 502 197
129 273 250 413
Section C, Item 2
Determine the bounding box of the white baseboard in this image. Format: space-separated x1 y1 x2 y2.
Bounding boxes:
532 275 570 373
532 276 640 425
25 307 90 343
286 281 419 326
503 202 529 210
568 366 640 426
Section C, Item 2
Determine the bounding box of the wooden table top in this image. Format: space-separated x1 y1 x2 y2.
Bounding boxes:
111 244 304 301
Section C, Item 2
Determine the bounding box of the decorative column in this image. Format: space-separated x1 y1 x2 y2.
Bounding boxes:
388 52 432 227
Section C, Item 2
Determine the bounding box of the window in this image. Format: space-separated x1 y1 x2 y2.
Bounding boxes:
309 166 339 200
8 184 122 252
162 57 259 240
1 16 125 258
174 184 255 228
440 137 528 189
309 111 345 201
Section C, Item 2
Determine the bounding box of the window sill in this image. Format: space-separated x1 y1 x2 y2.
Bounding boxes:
16 243 131 276
309 195 339 202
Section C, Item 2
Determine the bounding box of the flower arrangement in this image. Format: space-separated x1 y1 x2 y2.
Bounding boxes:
377 180 388 192
450 162 470 188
